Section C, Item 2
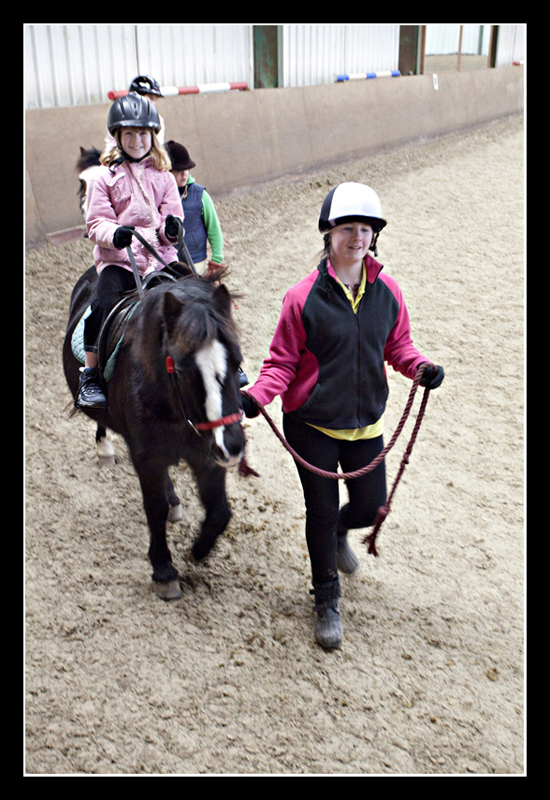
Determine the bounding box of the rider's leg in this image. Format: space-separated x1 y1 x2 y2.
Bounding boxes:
77 266 135 409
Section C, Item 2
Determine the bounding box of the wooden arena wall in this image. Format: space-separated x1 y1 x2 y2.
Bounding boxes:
25 66 524 249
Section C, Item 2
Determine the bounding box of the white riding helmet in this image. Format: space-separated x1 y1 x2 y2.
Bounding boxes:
318 182 387 233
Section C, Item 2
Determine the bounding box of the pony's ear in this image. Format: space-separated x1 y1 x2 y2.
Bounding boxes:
163 291 184 337
213 283 232 318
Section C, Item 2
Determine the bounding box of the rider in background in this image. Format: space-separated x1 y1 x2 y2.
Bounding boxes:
77 93 183 410
128 75 166 144
164 140 249 388
241 182 444 650
164 140 225 275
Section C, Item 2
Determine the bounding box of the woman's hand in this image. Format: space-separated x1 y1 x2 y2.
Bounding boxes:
419 363 445 389
240 392 260 418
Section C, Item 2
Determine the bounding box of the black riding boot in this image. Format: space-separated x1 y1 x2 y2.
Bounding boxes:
311 578 343 649
336 535 359 574
238 367 249 388
76 367 107 409
336 515 359 574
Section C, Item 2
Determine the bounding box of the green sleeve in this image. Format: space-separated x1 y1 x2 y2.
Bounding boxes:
201 190 224 263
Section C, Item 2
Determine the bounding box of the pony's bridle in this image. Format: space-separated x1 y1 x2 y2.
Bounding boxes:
120 224 243 435
165 356 243 436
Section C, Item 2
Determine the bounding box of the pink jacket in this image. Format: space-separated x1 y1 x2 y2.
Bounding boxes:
86 158 183 276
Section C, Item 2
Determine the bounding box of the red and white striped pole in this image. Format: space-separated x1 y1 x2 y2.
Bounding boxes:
108 82 248 100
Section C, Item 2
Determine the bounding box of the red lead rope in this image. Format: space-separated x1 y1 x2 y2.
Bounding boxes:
241 364 431 556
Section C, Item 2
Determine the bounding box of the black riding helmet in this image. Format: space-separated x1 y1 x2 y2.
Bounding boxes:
129 75 163 97
107 93 161 136
164 140 196 172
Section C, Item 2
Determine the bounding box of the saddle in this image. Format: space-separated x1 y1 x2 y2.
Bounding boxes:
71 293 138 382
72 266 185 382
97 292 139 380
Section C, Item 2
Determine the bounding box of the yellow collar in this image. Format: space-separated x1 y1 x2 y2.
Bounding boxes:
336 263 367 314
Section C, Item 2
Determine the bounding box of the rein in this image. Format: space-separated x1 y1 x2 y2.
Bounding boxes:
124 219 197 293
241 363 431 555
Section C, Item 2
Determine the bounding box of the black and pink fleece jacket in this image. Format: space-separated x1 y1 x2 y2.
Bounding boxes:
247 256 430 431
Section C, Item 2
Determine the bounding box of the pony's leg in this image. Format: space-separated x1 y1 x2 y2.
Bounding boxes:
166 474 183 523
136 461 182 600
96 424 115 467
188 461 232 562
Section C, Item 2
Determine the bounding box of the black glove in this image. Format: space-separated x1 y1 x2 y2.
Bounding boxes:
419 363 445 389
240 392 260 418
113 225 134 249
165 214 182 238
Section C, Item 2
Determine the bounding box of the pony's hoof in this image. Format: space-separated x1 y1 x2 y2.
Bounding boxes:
153 579 182 601
167 504 182 523
190 542 211 563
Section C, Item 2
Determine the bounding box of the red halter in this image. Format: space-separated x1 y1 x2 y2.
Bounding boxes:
166 356 243 433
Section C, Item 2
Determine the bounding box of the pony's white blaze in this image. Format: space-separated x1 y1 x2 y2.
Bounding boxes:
195 340 230 459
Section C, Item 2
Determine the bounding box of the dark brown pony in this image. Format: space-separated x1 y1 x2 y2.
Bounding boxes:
63 267 246 600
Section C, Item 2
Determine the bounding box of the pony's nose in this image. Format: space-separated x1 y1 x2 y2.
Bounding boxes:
211 425 245 466
212 447 239 467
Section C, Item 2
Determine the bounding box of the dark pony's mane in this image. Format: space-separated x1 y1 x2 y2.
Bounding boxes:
76 146 102 173
132 275 241 362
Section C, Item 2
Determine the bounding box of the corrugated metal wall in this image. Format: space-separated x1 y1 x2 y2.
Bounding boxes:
423 24 525 64
495 25 525 67
132 25 252 90
24 24 253 110
25 24 525 111
282 24 400 87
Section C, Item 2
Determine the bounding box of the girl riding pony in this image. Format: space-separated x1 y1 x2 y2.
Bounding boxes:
77 93 183 409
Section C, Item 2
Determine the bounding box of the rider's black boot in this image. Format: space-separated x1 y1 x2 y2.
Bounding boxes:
76 367 107 409
239 367 249 388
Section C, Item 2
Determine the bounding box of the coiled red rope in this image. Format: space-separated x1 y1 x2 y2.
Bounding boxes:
241 363 431 556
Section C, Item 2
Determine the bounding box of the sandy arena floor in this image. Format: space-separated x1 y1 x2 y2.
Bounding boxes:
25 113 524 775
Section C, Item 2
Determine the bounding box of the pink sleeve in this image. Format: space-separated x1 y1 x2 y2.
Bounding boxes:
380 273 430 379
247 288 308 407
86 172 119 250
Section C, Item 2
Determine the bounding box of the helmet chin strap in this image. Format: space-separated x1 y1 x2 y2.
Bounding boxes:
109 149 152 172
